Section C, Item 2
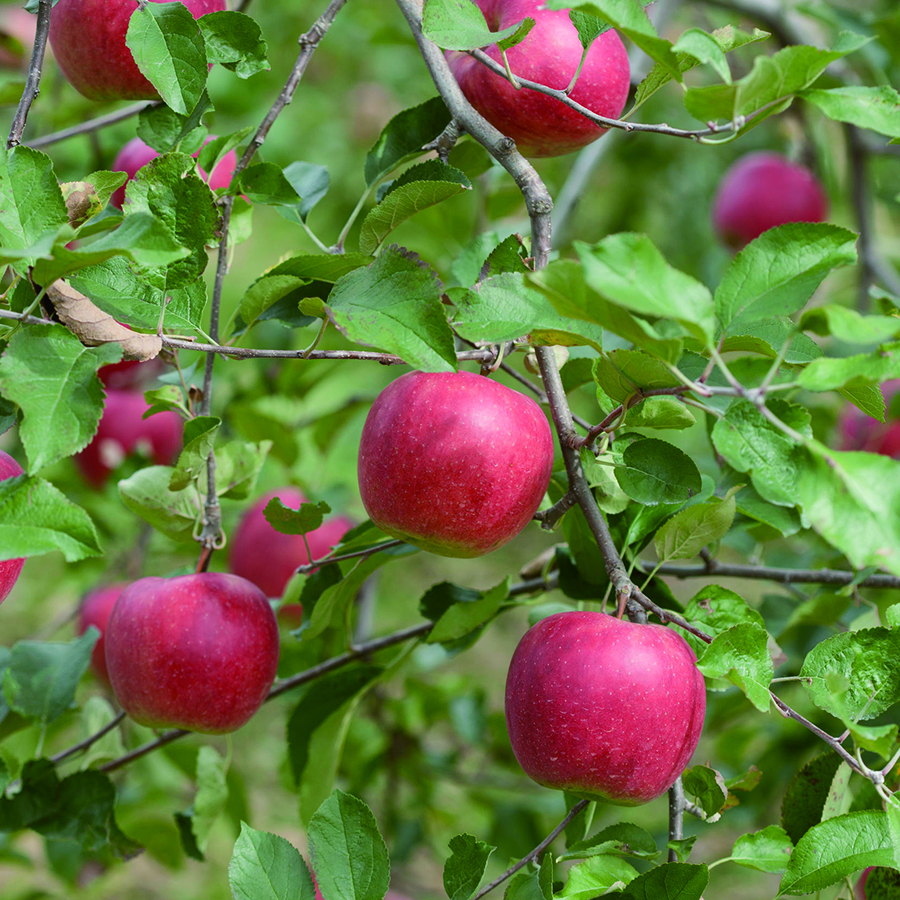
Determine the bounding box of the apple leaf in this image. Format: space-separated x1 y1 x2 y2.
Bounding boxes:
426 577 509 646
137 90 216 153
726 826 793 874
618 862 708 899
443 833 496 900
213 439 271 501
653 489 739 562
560 823 659 862
614 438 703 506
557 854 638 898
778 810 894 896
126 1 208 116
801 85 900 138
593 349 683 403
798 340 900 392
198 10 269 78
496 17 534 52
180 746 229 859
681 765 728 818
326 245 457 373
849 721 899 757
238 162 303 206
365 96 452 187
358 160 471 255
673 29 731 84
2 631 96 726
169 415 217 491
780 751 843 845
720 317 821 363
229 823 316 900
0 474 102 562
263 498 330 537
422 0 528 52
801 303 900 346
625 396 696 430
276 161 331 225
308 791 390 900
118 465 199 542
77 696 126 770
696 622 773 712
678 585 765 657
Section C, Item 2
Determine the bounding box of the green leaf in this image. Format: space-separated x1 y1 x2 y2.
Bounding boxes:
118 465 199 542
198 10 269 78
653 488 739 562
626 396 696 430
615 438 702 506
593 349 682 402
557 854 638 898
138 91 215 153
720 317 822 364
238 162 303 206
560 822 658 862
781 751 844 845
779 810 895 895
673 28 731 83
426 578 509 645
444 833 495 900
326 245 457 372
277 161 330 225
0 475 102 562
801 85 900 138
229 823 316 900
359 161 471 254
307 791 390 900
696 622 773 711
213 439 270 500
801 303 900 346
678 585 765 657
2 631 95 725
681 765 728 818
569 9 607 49
263 498 330 536
619 862 708 899
798 340 900 391
423 0 529 52
126 1 208 115
729 826 793 874
184 746 228 857
715 224 858 335
169 415 217 491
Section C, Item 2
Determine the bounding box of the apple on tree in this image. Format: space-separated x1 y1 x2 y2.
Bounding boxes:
0 449 25 605
505 610 706 805
712 151 828 249
77 583 126 684
48 0 225 101
357 370 554 558
445 0 630 157
104 572 280 734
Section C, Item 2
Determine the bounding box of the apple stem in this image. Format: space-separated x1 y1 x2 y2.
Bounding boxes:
563 47 589 95
499 49 521 89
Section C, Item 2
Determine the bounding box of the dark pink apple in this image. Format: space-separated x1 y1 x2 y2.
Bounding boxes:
230 487 354 601
505 610 706 805
0 449 25 605
77 583 126 684
445 0 630 157
0 6 36 70
358 370 554 558
105 572 280 734
49 0 225 101
110 135 239 209
712 152 828 249
74 389 182 488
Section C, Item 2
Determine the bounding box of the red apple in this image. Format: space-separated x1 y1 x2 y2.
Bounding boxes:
505 610 706 805
0 5 36 71
712 152 828 250
445 0 630 157
357 370 554 558
77 583 126 684
0 449 25 604
230 487 354 601
74 389 182 488
49 0 225 101
105 572 280 734
110 135 239 209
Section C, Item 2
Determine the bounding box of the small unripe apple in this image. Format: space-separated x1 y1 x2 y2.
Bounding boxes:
49 0 225 101
74 389 182 488
445 0 630 157
105 572 280 734
77 583 126 684
505 610 706 805
0 449 25 604
357 370 554 558
110 135 239 209
0 5 36 71
712 151 828 249
230 487 354 601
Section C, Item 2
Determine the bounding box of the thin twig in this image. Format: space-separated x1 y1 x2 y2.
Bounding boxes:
51 711 127 766
847 125 874 313
26 102 157 149
8 0 52 148
294 539 405 575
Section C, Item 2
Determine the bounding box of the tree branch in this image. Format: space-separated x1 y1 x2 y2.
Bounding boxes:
668 776 686 862
27 102 157 149
8 0 52 148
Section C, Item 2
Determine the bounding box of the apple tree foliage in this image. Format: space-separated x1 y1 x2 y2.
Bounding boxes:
1 0 900 897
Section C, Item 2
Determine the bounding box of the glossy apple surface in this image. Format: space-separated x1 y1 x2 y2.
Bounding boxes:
446 0 630 157
77 583 125 683
105 573 280 734
358 370 554 558
110 135 238 208
0 449 25 604
49 0 225 101
74 389 182 487
230 487 354 600
505 610 706 805
712 151 828 249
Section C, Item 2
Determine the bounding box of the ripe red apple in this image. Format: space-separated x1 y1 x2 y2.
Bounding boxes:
505 610 706 805
105 572 279 734
445 0 630 157
110 135 239 209
74 389 182 488
49 0 225 101
77 583 126 684
0 5 36 71
357 370 554 558
0 449 25 604
712 152 828 249
230 487 354 601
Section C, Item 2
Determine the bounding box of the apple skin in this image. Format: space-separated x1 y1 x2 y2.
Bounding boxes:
74 389 182 488
0 6 36 70
110 135 238 209
49 0 225 101
445 0 630 157
712 152 828 250
77 583 126 684
357 370 554 558
505 610 706 805
230 487 354 601
105 572 280 734
0 449 25 605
